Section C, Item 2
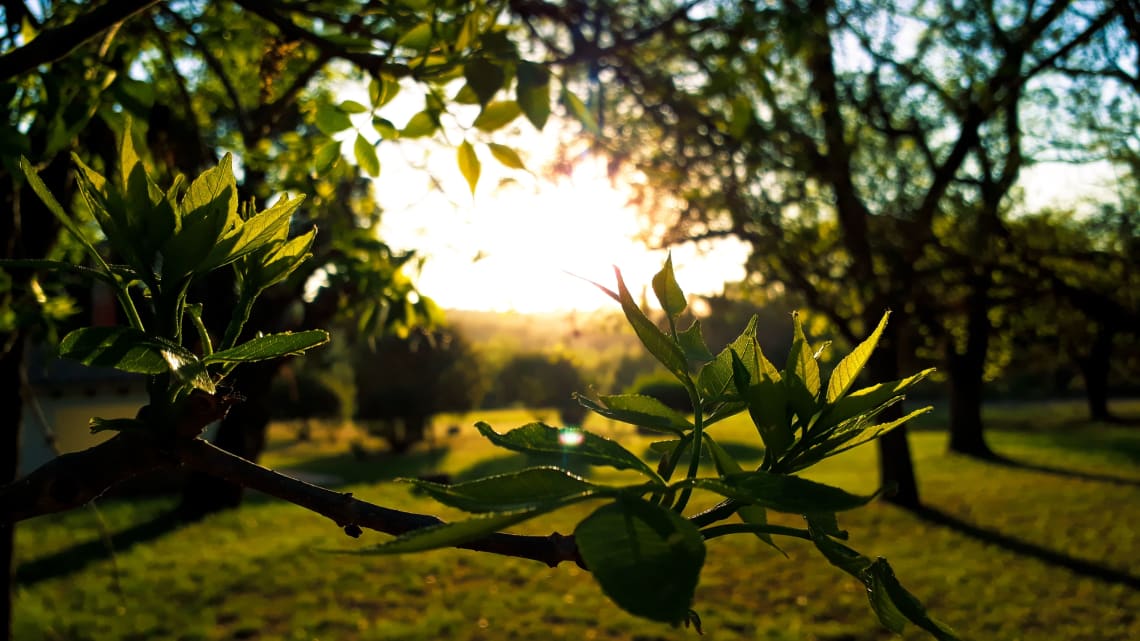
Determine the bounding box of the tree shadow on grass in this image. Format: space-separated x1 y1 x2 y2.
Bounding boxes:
16 448 449 586
907 503 1140 591
16 509 183 586
248 447 448 491
980 453 1140 489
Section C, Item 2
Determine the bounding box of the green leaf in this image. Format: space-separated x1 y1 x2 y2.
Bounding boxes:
372 117 399 140
825 369 934 427
339 99 370 114
472 101 521 132
404 467 610 513
575 498 705 624
487 143 527 171
363 510 543 554
785 312 820 420
369 74 401 107
401 111 437 138
314 140 341 174
677 320 714 363
686 472 877 514
314 103 353 135
197 194 305 274
397 22 433 51
826 312 889 403
475 422 663 483
204 330 329 364
59 327 214 393
651 254 687 320
463 57 504 105
812 406 932 460
19 157 107 270
164 154 239 279
733 348 792 459
576 393 692 434
516 61 551 130
697 316 758 403
613 267 689 382
868 559 961 641
60 326 184 374
457 140 481 195
354 134 380 177
561 87 600 134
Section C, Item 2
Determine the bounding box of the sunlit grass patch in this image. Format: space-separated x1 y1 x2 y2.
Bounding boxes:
13 401 1140 641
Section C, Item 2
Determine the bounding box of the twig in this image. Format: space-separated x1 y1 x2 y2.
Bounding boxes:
0 0 160 81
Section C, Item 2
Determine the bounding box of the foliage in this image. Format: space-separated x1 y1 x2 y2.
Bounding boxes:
488 352 587 424
354 327 485 452
6 133 949 635
367 256 948 637
6 121 328 437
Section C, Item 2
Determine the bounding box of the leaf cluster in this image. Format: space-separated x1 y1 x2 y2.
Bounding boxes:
364 255 951 639
10 120 328 425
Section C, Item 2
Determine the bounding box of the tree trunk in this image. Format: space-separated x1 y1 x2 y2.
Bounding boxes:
947 274 995 457
0 337 25 641
177 359 280 519
869 322 920 509
1078 322 1115 422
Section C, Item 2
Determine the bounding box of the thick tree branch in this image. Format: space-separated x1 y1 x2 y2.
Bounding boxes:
0 0 160 81
1 420 583 569
0 434 169 522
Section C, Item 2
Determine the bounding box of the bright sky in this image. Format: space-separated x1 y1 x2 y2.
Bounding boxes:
345 85 1115 314
373 154 749 313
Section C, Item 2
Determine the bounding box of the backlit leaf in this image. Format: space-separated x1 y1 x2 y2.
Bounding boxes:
314 103 353 134
686 472 877 514
487 143 527 170
457 140 481 195
651 254 687 320
613 267 689 382
473 101 521 132
354 134 380 177
339 99 369 114
404 467 609 513
475 422 662 482
314 140 340 174
826 312 889 403
401 111 437 138
363 510 544 554
561 87 599 134
204 330 329 364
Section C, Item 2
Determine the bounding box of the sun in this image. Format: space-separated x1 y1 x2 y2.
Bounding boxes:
377 154 749 313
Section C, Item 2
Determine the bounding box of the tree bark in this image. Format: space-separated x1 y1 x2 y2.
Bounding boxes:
869 322 920 509
177 359 280 519
0 338 24 641
947 274 996 457
1077 322 1116 422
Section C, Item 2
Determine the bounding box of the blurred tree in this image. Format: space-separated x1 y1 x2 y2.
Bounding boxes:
491 352 587 425
355 327 486 453
514 0 1134 502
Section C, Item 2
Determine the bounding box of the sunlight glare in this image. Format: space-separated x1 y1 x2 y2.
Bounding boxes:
378 157 749 313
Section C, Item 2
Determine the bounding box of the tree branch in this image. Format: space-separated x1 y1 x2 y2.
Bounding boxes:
176 438 583 568
0 0 160 82
1 418 584 570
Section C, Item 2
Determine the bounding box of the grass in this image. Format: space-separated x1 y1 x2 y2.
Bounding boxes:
12 400 1140 641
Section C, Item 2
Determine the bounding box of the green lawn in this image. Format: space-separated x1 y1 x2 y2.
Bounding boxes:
13 401 1140 641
